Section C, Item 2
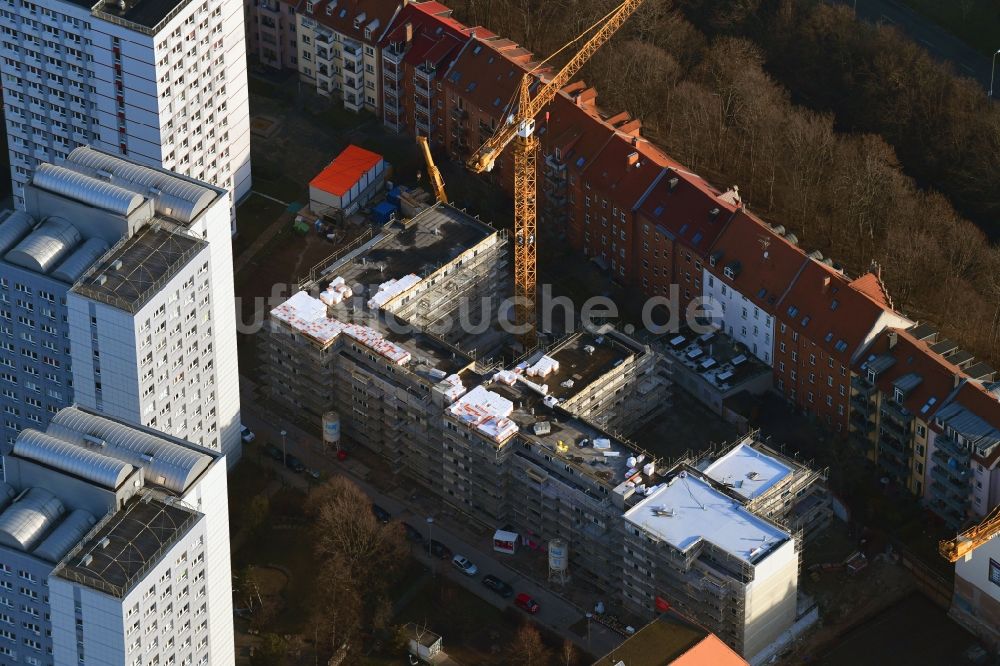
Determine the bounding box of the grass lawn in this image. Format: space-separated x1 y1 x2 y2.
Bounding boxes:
901 0 1000 57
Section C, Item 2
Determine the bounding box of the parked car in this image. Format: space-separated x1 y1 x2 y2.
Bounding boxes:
514 593 539 614
264 444 283 461
402 522 424 544
482 575 513 598
429 540 452 560
240 426 255 444
451 555 478 576
284 454 305 472
306 468 321 480
371 504 391 524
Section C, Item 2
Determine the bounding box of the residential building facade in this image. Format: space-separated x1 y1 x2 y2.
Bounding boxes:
0 148 241 461
0 0 251 230
0 406 234 666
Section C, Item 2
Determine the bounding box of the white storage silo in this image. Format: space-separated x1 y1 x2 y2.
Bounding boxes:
548 538 570 584
322 411 341 448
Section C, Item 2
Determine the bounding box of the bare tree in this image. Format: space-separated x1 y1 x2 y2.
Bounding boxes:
316 556 363 659
560 638 579 666
310 477 408 587
507 623 553 666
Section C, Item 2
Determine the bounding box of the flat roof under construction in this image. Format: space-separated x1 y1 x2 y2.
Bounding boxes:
624 472 790 564
71 220 206 313
54 493 199 598
701 441 792 501
317 203 495 296
543 333 637 401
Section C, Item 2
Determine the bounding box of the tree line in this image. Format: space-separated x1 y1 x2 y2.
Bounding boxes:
448 0 1000 365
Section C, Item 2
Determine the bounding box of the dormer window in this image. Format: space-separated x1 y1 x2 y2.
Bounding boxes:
365 28 371 39
894 387 904 403
724 266 735 279
867 368 877 383
305 0 314 13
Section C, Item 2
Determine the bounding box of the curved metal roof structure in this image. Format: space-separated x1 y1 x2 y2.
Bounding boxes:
51 237 110 283
47 408 211 493
0 488 65 552
5 216 81 274
0 210 35 255
14 430 135 489
66 147 216 224
33 509 96 563
33 163 144 216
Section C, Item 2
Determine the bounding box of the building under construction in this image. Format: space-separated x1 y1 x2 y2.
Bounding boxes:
618 436 829 659
259 202 827 659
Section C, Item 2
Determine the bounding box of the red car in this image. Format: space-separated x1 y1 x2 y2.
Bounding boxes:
514 593 539 614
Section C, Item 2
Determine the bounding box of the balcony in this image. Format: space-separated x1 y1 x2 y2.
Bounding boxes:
415 117 431 136
315 47 333 62
314 30 333 45
450 106 468 122
383 45 404 65
851 374 877 395
343 41 362 62
881 399 913 426
935 434 971 462
929 461 972 490
878 453 908 481
414 94 431 113
849 410 875 434
343 76 362 93
880 415 908 439
879 432 909 461
545 153 567 172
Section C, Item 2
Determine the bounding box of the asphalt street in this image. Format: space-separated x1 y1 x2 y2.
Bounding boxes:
237 376 627 658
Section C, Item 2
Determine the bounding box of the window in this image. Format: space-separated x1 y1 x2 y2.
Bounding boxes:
990 559 1000 588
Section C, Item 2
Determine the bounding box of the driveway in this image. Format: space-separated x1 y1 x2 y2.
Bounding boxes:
237 376 626 657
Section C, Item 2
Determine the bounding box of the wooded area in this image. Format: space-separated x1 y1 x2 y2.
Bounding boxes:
449 0 1000 365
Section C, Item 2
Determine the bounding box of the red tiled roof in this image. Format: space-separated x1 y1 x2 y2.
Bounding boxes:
849 273 892 310
635 167 737 254
308 0 402 43
707 211 807 311
310 144 383 196
445 36 535 114
538 92 615 170
582 133 674 214
858 328 961 419
673 633 749 666
778 259 905 363
380 1 472 70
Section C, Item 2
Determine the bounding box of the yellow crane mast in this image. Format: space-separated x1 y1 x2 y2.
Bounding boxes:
466 0 647 348
940 504 1000 563
417 135 447 204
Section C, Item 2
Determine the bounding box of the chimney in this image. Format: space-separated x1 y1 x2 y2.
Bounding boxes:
888 330 898 349
405 21 413 44
821 275 831 293
627 151 639 168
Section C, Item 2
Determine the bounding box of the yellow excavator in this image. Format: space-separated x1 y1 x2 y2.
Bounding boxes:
417 135 447 204
466 0 647 347
940 504 1000 562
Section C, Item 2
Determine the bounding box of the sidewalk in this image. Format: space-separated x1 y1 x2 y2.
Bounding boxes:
238 376 625 656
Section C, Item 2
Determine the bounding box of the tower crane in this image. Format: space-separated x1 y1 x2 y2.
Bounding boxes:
940 504 1000 562
417 135 447 204
466 0 647 348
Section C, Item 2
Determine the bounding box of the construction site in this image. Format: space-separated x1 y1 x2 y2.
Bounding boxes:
252 0 836 661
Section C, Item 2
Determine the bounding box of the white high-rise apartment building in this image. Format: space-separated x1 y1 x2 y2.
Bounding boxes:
0 147 242 461
0 406 235 666
0 0 251 232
